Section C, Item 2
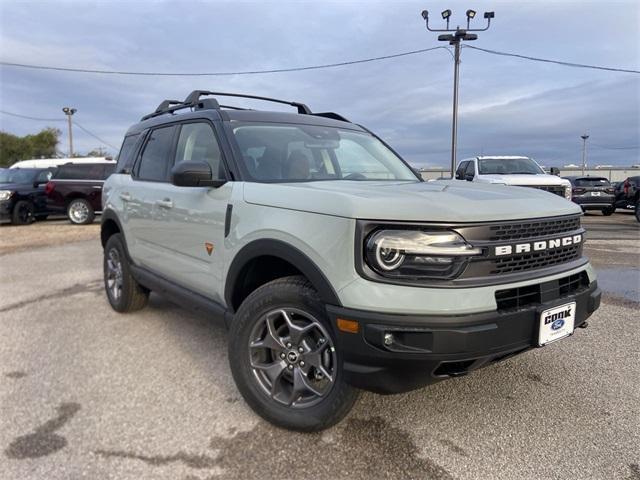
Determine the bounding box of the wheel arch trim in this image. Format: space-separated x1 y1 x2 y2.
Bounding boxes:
224 239 342 312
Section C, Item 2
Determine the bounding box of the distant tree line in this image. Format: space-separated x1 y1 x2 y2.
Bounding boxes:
0 129 110 167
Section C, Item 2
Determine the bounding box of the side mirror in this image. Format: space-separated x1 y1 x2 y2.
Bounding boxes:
464 173 474 181
550 167 560 176
171 161 226 187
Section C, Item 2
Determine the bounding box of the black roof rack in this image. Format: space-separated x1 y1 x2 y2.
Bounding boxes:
140 90 316 121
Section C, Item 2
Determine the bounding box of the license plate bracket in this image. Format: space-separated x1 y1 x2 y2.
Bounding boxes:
538 302 576 346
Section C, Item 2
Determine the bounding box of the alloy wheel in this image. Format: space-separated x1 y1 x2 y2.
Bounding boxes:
69 201 89 223
106 248 123 301
248 308 337 408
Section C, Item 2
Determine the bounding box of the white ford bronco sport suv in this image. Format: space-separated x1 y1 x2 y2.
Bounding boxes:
455 155 572 200
101 91 601 431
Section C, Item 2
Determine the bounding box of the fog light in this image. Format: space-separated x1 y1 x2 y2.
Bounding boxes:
384 333 394 346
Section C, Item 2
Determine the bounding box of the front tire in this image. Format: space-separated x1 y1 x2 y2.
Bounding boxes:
67 198 95 225
103 233 149 312
12 200 35 225
228 276 359 432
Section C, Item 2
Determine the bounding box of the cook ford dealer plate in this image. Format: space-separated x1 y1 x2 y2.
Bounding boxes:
538 302 576 346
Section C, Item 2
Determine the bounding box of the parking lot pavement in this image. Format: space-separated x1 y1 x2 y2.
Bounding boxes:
1 216 638 480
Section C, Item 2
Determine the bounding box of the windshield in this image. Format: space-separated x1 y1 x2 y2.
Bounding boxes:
478 157 544 175
230 123 418 182
0 168 40 184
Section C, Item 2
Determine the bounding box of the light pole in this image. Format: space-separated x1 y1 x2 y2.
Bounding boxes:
581 134 589 175
62 107 77 157
421 9 494 177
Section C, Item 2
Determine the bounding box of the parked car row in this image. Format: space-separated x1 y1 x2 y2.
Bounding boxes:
0 162 115 225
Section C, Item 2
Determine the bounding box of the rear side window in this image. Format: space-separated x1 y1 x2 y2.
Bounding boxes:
174 123 224 179
102 164 116 179
137 126 177 181
116 134 140 174
54 164 106 180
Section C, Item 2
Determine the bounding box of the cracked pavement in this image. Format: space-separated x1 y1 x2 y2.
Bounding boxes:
0 214 638 479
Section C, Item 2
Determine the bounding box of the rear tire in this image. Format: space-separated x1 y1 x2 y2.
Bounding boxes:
11 200 35 225
601 206 614 216
67 198 95 225
103 233 149 312
635 201 640 223
228 276 359 432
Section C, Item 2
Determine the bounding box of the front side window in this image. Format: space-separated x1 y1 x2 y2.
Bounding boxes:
455 161 468 179
464 161 475 177
174 123 223 178
137 126 176 181
0 168 40 184
231 123 418 182
478 157 544 175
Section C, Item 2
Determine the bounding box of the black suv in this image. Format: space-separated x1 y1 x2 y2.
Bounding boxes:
563 176 615 215
0 167 57 224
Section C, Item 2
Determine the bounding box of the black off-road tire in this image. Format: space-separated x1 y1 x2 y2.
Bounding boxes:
601 206 614 216
103 233 149 312
635 201 640 223
228 276 359 432
11 200 35 225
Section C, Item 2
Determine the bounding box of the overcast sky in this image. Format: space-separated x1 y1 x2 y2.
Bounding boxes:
1 0 639 167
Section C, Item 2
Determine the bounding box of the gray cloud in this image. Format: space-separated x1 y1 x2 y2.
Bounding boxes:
0 0 638 166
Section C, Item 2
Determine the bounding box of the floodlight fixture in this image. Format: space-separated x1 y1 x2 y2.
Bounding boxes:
441 9 452 19
421 10 428 20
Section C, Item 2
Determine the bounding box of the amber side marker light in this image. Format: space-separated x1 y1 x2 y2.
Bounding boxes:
337 318 359 334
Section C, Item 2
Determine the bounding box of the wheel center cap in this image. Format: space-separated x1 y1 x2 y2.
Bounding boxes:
286 351 299 364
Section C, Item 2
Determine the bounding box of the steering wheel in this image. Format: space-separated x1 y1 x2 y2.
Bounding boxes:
343 173 366 180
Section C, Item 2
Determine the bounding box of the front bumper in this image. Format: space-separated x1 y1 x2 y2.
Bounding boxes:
0 200 13 223
328 280 600 394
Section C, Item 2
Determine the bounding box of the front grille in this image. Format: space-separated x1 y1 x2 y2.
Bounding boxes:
490 244 581 275
488 215 581 242
495 271 589 311
520 185 565 197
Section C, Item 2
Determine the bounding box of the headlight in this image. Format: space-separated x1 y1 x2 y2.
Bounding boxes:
0 190 14 201
564 185 572 200
365 230 481 280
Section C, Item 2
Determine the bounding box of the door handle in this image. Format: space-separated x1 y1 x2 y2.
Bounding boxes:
120 192 132 202
156 198 174 209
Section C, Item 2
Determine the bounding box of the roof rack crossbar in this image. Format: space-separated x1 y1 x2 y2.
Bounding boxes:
184 90 312 115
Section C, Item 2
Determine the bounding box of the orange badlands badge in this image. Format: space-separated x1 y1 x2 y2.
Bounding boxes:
204 242 214 256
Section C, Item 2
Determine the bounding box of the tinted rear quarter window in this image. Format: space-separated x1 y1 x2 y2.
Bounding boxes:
116 134 140 174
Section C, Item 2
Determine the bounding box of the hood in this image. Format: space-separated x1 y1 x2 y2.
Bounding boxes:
243 180 581 222
478 173 570 187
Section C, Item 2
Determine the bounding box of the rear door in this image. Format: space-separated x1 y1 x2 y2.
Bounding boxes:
126 124 179 273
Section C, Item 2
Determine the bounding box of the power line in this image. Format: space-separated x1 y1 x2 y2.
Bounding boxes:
463 44 640 74
0 46 451 76
591 143 639 150
0 109 117 151
0 109 64 122
74 122 118 150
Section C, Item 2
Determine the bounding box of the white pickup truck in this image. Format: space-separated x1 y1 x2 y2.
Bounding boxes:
455 156 572 200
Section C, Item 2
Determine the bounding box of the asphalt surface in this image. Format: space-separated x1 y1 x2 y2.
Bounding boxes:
1 213 638 480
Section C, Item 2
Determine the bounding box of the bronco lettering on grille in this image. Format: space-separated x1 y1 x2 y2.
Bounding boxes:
494 234 582 257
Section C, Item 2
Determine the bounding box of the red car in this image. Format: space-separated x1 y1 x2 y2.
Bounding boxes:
45 163 116 224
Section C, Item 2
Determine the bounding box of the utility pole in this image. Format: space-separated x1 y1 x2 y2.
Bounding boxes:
421 9 494 178
581 134 589 175
62 107 77 157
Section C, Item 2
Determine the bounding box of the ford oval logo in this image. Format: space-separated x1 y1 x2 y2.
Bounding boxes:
551 319 565 331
